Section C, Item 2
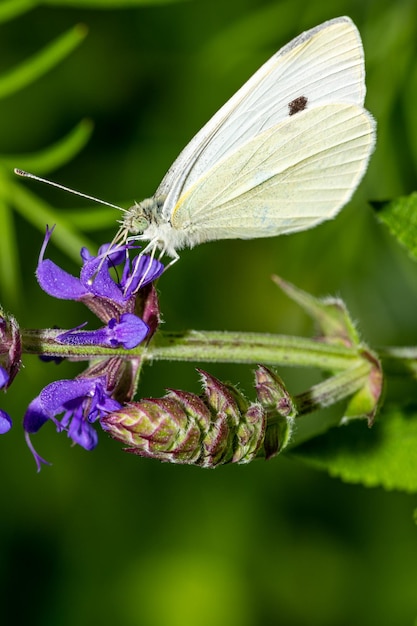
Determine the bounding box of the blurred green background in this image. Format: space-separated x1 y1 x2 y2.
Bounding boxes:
1 0 417 624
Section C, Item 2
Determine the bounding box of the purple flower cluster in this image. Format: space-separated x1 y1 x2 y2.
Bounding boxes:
4 227 164 470
24 376 122 470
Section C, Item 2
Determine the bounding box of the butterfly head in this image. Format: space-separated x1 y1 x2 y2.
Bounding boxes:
122 196 165 235
116 195 181 261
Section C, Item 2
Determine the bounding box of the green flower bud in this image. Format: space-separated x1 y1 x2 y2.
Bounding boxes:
255 365 297 458
102 370 267 467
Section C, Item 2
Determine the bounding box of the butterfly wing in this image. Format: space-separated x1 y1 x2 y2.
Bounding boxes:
170 103 375 245
156 16 369 219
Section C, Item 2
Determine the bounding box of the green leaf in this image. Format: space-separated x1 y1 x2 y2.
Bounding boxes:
42 0 189 6
0 0 37 22
372 193 417 262
0 24 87 100
290 404 417 493
272 275 360 346
0 119 93 175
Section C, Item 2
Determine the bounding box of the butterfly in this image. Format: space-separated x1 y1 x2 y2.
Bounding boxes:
117 16 375 263
16 17 375 268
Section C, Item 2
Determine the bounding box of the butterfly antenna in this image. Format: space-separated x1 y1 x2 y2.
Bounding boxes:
14 169 125 212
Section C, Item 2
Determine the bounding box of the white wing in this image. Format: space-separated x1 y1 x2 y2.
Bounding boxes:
170 104 375 245
156 17 368 218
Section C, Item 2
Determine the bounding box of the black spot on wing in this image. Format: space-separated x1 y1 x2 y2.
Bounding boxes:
288 95 308 116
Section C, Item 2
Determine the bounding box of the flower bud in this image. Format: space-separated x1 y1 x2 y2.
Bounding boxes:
103 397 202 464
102 370 267 467
255 365 297 458
231 403 266 464
198 369 242 426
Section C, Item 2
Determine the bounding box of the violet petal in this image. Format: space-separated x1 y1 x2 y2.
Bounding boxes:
67 414 99 450
109 313 149 348
37 259 88 300
80 256 125 303
0 410 12 434
124 255 164 296
40 378 100 415
23 395 50 434
0 367 10 389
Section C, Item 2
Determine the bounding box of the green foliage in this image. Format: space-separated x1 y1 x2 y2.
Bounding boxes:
0 0 37 22
0 120 93 174
372 194 417 262
291 405 417 493
0 23 94 308
43 0 188 5
289 189 417 493
0 25 88 98
0 0 187 12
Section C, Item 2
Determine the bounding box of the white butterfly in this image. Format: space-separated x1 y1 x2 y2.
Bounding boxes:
16 17 375 267
117 15 375 263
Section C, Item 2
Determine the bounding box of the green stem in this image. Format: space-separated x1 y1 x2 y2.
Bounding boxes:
20 328 417 375
22 328 361 370
294 360 371 415
149 331 361 368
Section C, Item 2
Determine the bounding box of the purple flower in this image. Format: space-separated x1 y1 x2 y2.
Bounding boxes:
21 228 164 470
36 227 164 321
0 367 9 389
56 313 149 350
0 367 12 433
24 375 122 471
0 410 12 434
